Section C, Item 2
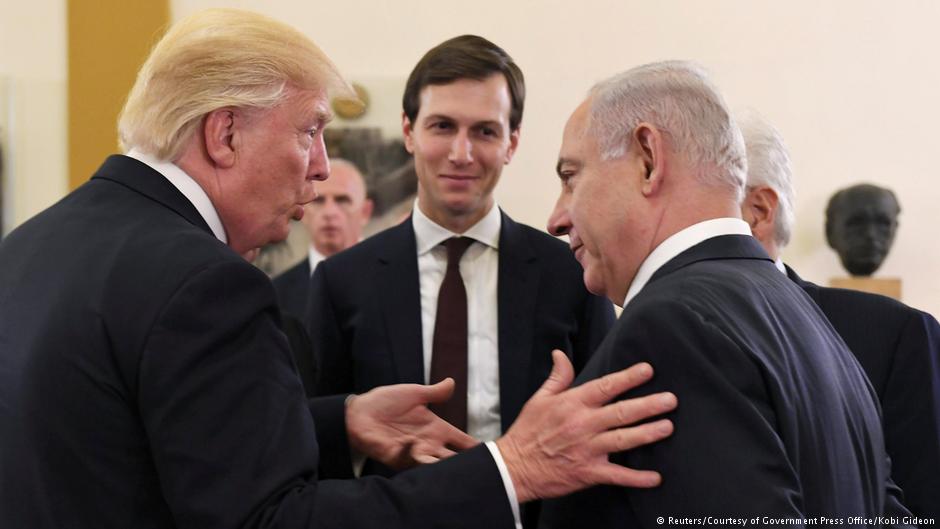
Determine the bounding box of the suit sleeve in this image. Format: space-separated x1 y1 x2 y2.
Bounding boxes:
541 300 805 528
572 291 615 373
616 302 811 520
139 260 515 529
306 261 354 397
881 310 940 519
308 394 354 480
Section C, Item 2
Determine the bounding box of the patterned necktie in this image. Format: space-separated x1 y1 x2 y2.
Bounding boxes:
429 236 475 431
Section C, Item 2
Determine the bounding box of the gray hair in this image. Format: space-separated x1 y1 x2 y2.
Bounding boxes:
739 110 795 247
586 61 746 202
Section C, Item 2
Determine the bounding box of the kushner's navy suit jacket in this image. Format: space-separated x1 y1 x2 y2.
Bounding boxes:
306 213 614 435
788 266 940 520
540 235 911 528
0 155 516 529
273 258 311 318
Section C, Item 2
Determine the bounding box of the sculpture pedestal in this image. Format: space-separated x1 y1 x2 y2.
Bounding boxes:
829 277 901 300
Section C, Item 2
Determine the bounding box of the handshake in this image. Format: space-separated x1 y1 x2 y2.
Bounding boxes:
345 349 677 502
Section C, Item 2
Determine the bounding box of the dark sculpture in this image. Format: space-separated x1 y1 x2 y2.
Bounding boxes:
825 183 900 276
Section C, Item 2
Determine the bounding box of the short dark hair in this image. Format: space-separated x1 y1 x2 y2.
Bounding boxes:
402 35 525 132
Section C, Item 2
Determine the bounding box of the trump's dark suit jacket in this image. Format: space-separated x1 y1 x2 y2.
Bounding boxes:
306 213 615 434
0 155 514 529
540 235 910 528
788 266 940 520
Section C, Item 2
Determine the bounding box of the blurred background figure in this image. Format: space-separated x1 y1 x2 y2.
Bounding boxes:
273 158 373 318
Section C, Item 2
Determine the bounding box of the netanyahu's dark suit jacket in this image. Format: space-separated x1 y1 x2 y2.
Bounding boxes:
540 235 910 528
0 155 515 529
788 265 940 520
306 213 615 433
273 258 311 318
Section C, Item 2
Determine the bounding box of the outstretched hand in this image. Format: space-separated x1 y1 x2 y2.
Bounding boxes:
345 378 478 470
496 350 676 502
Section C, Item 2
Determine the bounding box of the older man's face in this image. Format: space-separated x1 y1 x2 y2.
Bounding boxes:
215 87 331 254
547 100 651 305
302 163 372 256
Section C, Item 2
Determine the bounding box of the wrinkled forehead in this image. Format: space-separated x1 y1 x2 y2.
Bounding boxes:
288 86 333 121
560 101 593 150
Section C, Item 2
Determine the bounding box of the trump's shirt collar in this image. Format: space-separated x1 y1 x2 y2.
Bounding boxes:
125 149 228 244
623 217 752 307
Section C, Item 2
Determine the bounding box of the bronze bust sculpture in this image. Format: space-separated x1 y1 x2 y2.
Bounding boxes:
825 183 900 276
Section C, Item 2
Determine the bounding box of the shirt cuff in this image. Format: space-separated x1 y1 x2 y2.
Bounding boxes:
484 441 522 529
345 394 367 477
352 452 366 477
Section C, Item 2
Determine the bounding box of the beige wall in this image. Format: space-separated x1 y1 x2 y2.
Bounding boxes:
0 0 67 233
5 0 939 315
173 0 940 315
171 0 940 314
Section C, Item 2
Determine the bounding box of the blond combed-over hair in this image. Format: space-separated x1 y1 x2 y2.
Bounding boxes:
118 8 353 161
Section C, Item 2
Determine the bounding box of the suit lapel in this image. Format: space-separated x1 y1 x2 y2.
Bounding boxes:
92 155 214 237
376 218 425 384
785 264 822 305
496 211 539 432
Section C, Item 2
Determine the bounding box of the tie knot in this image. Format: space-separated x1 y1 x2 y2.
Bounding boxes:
444 237 474 266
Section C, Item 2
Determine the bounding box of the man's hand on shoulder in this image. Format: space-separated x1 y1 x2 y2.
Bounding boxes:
497 350 676 502
344 379 477 470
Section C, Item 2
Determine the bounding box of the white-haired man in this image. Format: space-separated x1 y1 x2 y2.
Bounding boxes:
0 10 678 529
739 112 940 521
540 61 911 527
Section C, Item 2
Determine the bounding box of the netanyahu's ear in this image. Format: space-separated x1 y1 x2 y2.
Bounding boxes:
634 123 666 196
204 108 238 168
741 185 779 242
402 112 416 154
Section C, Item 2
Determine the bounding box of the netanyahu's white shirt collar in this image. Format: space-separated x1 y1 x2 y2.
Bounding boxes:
125 149 228 244
412 199 501 254
623 217 752 307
